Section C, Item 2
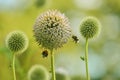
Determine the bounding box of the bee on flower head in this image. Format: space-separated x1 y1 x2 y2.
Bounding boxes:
42 50 48 58
72 35 79 43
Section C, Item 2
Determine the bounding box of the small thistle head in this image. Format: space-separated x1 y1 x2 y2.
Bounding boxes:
80 16 101 39
5 31 29 54
28 65 49 80
56 68 70 80
33 10 72 50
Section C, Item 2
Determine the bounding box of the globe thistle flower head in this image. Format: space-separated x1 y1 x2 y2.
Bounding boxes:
28 65 49 80
33 10 72 50
56 68 70 80
80 16 101 39
5 31 29 54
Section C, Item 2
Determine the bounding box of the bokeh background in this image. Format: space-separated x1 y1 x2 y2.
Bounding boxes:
0 0 120 80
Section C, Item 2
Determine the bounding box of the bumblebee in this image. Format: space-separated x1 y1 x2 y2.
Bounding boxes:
72 35 79 43
42 50 48 58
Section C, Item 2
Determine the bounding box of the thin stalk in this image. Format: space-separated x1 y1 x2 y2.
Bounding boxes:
50 49 56 80
85 38 90 80
12 54 16 80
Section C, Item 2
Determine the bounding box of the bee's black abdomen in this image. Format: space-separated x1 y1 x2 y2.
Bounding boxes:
42 50 48 58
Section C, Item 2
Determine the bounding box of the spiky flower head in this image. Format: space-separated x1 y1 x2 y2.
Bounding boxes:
5 31 29 54
56 68 70 80
80 16 101 39
28 65 49 80
33 10 72 50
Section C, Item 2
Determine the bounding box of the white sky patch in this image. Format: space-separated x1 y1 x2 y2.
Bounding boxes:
0 0 31 11
74 0 103 10
102 14 120 40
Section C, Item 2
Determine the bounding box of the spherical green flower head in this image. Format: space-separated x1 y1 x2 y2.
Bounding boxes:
5 31 29 54
33 10 72 50
80 16 101 39
28 65 49 80
56 68 70 80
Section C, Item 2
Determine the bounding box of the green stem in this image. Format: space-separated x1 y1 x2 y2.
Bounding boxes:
13 54 16 80
50 49 56 80
85 38 90 80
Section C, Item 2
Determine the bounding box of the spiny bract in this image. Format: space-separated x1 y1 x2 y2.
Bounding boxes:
80 16 101 39
28 65 49 80
5 31 29 54
33 10 72 50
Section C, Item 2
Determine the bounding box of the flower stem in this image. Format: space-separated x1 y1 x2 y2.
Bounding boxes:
12 54 16 80
85 38 90 80
50 49 56 80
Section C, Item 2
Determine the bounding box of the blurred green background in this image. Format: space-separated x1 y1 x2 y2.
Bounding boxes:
0 0 120 80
